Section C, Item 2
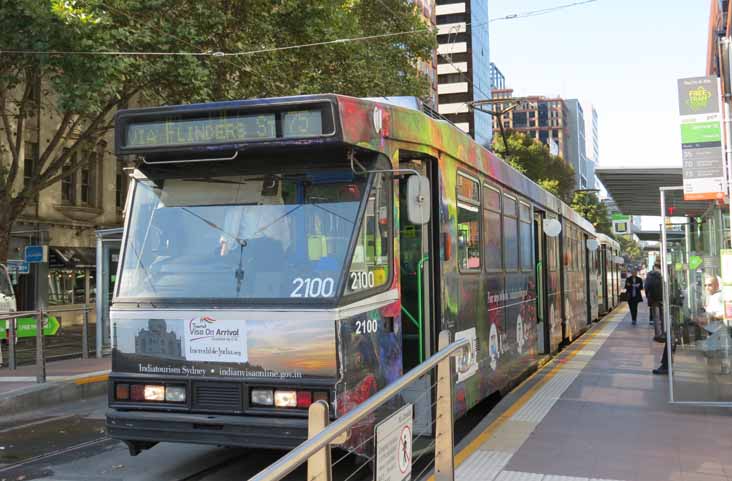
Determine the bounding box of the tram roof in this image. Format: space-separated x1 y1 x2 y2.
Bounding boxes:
596 167 712 217
349 97 596 234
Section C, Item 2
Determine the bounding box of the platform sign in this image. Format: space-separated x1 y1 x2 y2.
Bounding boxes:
6 259 29 275
677 77 726 201
375 403 413 481
24 245 48 263
0 315 59 340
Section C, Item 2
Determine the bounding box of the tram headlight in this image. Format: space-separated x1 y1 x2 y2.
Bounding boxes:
165 385 186 402
274 390 297 408
251 388 274 406
143 385 165 401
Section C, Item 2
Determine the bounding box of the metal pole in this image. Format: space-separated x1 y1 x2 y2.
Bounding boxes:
8 315 16 370
248 335 469 481
35 309 46 383
306 401 332 481
82 304 89 359
660 188 673 402
720 39 732 248
95 234 103 358
683 222 692 345
434 331 455 481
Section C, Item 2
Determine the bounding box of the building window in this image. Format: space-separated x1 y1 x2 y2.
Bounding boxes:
23 142 39 188
61 148 77 204
80 150 96 206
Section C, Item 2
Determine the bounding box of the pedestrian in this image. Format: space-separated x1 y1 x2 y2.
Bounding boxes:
654 274 723 375
625 268 644 325
645 263 664 341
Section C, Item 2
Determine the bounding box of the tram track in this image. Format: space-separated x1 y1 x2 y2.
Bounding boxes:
0 437 114 475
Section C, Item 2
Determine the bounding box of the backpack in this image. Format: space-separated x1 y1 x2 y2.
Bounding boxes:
645 271 663 302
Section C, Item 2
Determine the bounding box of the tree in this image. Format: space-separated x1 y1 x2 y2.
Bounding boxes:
571 191 612 235
617 236 643 265
492 130 576 202
0 0 436 263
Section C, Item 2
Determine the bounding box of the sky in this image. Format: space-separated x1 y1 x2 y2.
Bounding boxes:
488 0 710 170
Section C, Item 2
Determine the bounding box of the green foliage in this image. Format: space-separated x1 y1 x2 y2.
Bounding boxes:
492 130 576 202
617 236 643 264
0 0 436 262
571 191 612 235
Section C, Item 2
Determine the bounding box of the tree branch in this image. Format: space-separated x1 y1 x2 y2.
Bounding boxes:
35 111 74 176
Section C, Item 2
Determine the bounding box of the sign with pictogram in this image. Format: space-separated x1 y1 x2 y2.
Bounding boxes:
375 403 413 481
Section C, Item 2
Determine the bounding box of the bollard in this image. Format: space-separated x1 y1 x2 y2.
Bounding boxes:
36 310 46 383
434 330 455 481
82 305 89 359
307 401 333 481
8 315 16 370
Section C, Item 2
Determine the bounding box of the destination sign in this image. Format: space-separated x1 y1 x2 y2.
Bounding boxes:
125 113 276 148
283 110 323 138
123 109 326 149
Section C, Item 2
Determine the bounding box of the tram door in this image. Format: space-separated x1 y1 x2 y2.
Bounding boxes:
533 211 550 354
398 153 437 438
398 154 437 370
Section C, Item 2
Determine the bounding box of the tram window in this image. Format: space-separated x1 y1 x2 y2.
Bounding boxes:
503 194 517 217
347 173 391 294
457 173 481 272
484 184 500 211
483 184 501 271
484 210 502 270
504 216 518 270
519 202 531 222
548 235 558 272
520 220 532 271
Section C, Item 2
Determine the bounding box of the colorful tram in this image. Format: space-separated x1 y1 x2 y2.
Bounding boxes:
106 95 621 455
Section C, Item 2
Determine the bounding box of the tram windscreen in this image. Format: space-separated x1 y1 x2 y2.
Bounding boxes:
117 170 365 300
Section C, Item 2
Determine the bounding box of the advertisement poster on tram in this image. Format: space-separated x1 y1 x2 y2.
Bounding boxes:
111 312 337 379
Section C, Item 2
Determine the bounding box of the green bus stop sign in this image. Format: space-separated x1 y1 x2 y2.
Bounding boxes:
0 315 60 339
689 256 703 270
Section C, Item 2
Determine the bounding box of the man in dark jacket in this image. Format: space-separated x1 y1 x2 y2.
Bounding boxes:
645 263 664 341
625 269 644 325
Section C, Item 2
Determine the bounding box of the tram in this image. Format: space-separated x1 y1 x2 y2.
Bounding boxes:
106 94 619 455
596 234 621 314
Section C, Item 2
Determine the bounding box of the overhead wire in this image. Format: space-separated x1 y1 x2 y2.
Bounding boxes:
0 0 598 58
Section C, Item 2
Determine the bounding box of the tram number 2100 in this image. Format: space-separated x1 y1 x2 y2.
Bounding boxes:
290 277 335 298
355 319 379 334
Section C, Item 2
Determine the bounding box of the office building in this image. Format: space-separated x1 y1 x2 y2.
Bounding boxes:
566 99 588 189
491 88 569 161
436 0 493 147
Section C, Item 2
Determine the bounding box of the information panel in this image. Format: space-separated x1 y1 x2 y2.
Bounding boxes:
677 77 725 201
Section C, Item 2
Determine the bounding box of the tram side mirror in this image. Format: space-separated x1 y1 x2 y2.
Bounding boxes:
542 218 562 237
406 175 430 225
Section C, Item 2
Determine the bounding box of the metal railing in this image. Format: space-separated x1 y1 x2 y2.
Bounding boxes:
0 305 95 381
249 330 469 481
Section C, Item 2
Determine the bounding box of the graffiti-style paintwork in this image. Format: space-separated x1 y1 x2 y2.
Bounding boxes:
108 94 616 454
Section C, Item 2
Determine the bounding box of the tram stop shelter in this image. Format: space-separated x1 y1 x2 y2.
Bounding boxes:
95 227 123 358
598 167 732 406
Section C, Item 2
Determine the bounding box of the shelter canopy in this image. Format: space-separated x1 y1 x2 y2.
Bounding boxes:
596 167 712 217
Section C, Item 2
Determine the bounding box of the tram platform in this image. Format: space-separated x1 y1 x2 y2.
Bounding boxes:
0 357 109 417
447 303 732 481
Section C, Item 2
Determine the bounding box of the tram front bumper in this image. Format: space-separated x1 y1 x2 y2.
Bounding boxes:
106 408 309 450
